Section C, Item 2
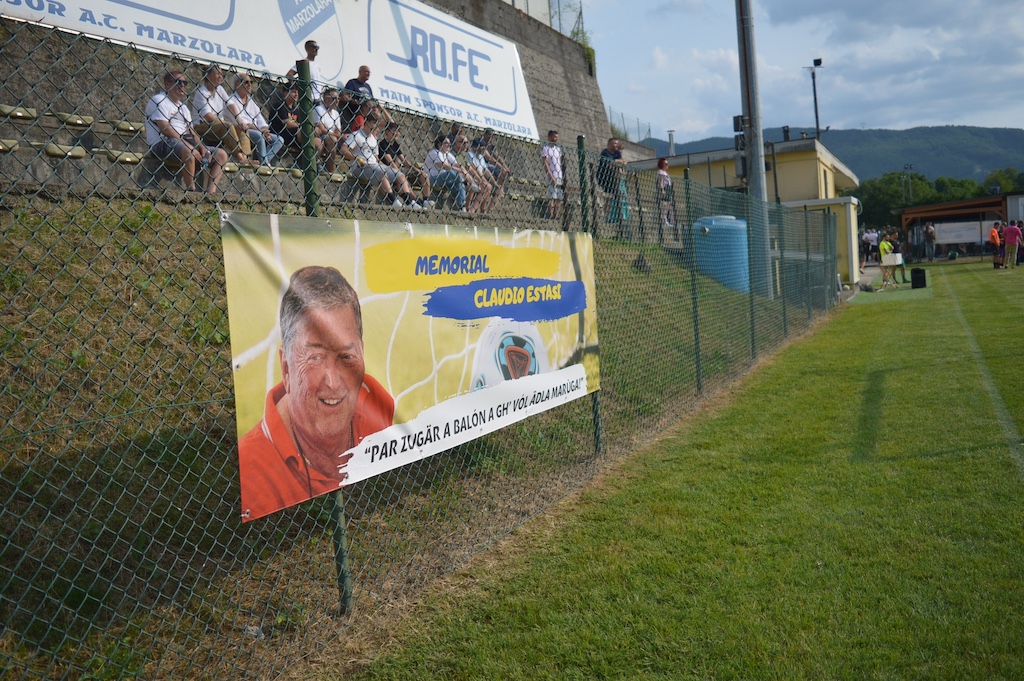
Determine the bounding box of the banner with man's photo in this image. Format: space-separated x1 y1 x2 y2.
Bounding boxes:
221 211 600 521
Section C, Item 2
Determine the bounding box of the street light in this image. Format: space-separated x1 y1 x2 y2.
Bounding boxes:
804 58 823 139
902 164 914 204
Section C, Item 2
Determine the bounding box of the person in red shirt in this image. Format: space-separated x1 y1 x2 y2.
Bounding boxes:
1003 220 1023 269
238 266 394 522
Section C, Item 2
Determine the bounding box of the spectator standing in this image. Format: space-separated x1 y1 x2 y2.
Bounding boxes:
541 130 564 220
866 227 879 263
923 222 936 261
424 135 466 211
990 221 1003 268
656 157 674 229
225 74 285 166
343 65 391 125
898 231 912 283
286 40 326 103
145 70 228 194
1004 220 1022 269
192 64 252 165
878 232 898 289
597 137 629 230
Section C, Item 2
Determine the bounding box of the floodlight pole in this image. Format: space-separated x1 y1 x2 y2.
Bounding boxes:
734 0 766 204
735 0 773 299
807 58 823 139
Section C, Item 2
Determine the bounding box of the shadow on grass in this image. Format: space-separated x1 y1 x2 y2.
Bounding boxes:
851 369 885 462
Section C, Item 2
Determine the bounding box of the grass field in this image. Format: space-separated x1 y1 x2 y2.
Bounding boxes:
289 260 1024 679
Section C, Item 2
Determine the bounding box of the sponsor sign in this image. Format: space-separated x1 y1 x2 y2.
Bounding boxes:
221 212 599 521
936 221 985 245
3 0 539 139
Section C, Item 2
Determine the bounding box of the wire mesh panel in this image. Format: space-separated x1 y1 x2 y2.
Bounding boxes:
0 19 838 679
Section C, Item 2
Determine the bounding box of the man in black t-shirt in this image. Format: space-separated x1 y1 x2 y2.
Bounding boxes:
379 122 432 206
269 81 321 159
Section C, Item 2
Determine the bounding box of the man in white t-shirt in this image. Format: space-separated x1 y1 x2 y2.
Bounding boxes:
341 113 420 208
192 64 251 165
541 130 564 219
865 228 879 263
314 88 346 172
424 135 467 210
145 70 228 194
286 40 326 102
224 73 285 166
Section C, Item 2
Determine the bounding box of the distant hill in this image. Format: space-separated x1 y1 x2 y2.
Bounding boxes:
640 126 1024 183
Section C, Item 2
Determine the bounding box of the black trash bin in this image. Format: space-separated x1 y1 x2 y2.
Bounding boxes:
911 267 926 289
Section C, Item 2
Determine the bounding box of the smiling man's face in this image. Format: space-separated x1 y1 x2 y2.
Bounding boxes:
281 305 365 455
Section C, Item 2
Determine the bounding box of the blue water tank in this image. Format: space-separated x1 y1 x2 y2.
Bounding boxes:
692 215 749 294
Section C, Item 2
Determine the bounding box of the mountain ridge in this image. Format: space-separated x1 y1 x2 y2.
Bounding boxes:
639 126 1024 183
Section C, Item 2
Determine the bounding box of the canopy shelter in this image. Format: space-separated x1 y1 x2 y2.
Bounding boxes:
898 196 1006 229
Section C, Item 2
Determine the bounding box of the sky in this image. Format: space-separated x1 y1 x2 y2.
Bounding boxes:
574 0 1024 144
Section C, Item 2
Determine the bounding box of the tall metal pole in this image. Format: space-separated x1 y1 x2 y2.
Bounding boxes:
735 0 766 203
806 58 823 140
296 60 319 217
811 68 821 139
735 0 772 298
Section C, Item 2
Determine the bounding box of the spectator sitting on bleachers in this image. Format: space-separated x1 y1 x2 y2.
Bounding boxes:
145 70 228 194
469 138 503 213
192 64 252 166
445 122 463 144
471 128 511 187
269 81 321 162
379 122 433 207
341 113 421 208
314 88 347 173
454 135 492 214
424 134 467 211
225 74 285 166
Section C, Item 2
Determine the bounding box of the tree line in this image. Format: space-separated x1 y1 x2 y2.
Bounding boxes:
845 167 1024 229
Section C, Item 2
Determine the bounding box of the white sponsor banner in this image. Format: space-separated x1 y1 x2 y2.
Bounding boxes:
346 365 587 485
936 221 985 245
3 0 539 139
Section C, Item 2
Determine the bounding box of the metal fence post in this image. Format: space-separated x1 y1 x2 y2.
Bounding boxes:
777 203 789 338
577 135 591 237
684 169 703 394
331 491 354 616
745 197 757 362
633 173 645 244
296 60 319 217
804 206 812 325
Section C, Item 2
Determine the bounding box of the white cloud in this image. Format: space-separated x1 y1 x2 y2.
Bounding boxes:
585 0 1024 142
652 46 670 70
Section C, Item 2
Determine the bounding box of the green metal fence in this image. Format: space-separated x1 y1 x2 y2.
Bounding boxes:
0 18 838 679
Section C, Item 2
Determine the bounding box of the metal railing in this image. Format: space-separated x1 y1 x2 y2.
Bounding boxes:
0 18 838 679
607 106 653 145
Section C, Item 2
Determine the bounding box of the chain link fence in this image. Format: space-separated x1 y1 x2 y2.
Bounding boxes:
0 18 838 679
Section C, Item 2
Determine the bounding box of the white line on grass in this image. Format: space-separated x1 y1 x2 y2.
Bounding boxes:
940 267 1024 478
